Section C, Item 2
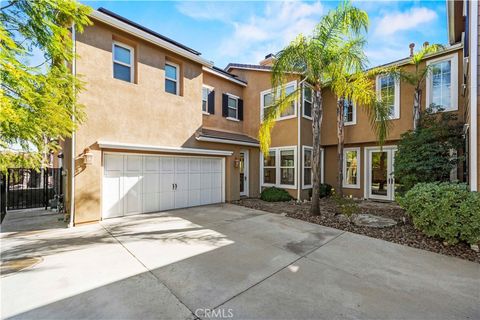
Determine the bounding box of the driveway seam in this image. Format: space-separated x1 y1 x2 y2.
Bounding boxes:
100 224 197 319
211 230 347 311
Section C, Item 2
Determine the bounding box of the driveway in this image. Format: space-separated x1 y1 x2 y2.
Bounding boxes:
1 204 479 319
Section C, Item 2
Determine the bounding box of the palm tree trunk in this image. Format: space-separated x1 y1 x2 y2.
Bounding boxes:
336 98 345 197
413 88 422 130
311 86 323 216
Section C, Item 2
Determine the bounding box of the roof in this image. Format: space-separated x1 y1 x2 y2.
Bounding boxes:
90 9 212 67
98 8 200 55
225 63 273 72
203 66 248 86
196 128 259 147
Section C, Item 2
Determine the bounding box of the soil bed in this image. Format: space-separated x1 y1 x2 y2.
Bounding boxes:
233 198 480 263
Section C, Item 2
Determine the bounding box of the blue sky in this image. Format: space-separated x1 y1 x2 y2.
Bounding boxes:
81 0 448 69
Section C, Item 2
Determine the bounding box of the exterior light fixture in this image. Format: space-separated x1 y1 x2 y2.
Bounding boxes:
234 158 240 168
83 148 94 166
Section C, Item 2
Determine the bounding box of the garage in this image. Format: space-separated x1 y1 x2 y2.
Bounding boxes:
102 153 224 219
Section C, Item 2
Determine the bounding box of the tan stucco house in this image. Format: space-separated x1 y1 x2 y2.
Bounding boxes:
62 6 477 225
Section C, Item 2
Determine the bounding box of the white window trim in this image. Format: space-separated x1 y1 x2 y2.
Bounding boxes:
341 99 357 126
426 53 458 112
260 80 297 122
112 41 134 83
165 61 180 95
343 147 361 189
260 146 297 189
302 83 313 120
301 146 324 189
202 85 214 115
226 93 239 120
376 74 400 120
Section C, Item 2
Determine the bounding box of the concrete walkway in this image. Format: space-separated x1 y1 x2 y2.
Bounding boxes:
1 204 479 319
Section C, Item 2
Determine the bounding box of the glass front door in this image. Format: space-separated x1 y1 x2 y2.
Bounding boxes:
368 148 396 201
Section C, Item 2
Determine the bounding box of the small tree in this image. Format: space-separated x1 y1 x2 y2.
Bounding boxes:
394 106 464 192
0 0 92 171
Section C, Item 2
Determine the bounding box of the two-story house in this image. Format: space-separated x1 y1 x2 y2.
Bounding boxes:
63 7 469 225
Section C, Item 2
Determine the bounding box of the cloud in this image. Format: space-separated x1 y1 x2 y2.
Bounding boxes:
375 7 437 36
217 1 324 63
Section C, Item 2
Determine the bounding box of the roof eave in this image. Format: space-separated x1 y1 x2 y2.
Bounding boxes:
203 67 247 86
89 10 213 67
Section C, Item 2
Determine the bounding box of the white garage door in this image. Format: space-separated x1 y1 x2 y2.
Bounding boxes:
103 153 223 219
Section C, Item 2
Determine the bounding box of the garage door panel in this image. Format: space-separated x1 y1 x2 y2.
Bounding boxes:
212 188 222 203
160 173 174 192
189 158 201 172
189 173 201 190
175 157 189 173
105 154 123 172
143 173 160 193
212 159 222 173
144 156 159 172
126 155 142 172
189 190 201 207
124 174 142 215
212 172 222 189
143 193 159 213
103 172 123 218
201 159 211 172
161 157 175 172
201 173 212 189
200 189 211 205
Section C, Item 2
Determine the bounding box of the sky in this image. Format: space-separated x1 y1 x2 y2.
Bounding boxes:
81 0 448 69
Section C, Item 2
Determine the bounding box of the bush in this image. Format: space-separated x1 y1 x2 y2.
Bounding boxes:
398 182 480 245
332 193 359 218
320 183 333 198
260 187 292 202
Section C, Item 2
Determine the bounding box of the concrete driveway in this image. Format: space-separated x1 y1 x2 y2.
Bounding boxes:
1 204 479 319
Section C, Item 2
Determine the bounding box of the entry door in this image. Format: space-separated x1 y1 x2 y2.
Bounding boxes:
367 148 396 201
239 150 249 196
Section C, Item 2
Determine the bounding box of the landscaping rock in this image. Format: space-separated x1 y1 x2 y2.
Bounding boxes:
353 214 397 228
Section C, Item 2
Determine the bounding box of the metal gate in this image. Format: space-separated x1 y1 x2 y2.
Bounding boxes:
4 168 63 211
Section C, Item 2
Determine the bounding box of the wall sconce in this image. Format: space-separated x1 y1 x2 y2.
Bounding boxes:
233 158 240 168
83 148 94 166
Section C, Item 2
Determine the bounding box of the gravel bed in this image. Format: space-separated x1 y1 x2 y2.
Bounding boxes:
233 198 480 263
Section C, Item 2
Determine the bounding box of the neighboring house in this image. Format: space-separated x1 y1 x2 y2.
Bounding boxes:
447 0 479 192
62 7 471 225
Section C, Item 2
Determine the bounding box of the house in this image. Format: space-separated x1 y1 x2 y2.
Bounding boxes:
447 0 479 192
62 7 470 225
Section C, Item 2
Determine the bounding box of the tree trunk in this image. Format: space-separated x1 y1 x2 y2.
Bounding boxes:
413 88 422 130
336 98 345 197
311 86 323 216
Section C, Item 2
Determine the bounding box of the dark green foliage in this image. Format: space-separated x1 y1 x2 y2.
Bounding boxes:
319 183 333 198
394 107 464 193
260 187 292 202
398 182 480 245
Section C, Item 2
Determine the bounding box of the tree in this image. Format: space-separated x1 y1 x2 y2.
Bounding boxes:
394 106 464 193
259 1 370 215
386 43 443 130
0 0 92 172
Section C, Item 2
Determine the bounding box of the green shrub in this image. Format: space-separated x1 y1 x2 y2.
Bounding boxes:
332 192 359 218
260 187 292 202
320 183 333 198
398 182 480 245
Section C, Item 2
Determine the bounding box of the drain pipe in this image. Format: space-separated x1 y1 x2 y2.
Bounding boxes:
470 1 478 191
69 23 76 227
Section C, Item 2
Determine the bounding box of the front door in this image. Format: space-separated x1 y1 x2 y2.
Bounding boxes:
367 147 396 201
239 150 249 196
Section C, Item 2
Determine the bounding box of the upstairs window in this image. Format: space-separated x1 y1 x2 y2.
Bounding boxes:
165 62 179 95
342 99 356 125
261 81 297 121
303 84 313 119
376 75 400 119
227 95 238 119
222 93 243 121
427 54 458 112
113 42 133 83
202 87 209 112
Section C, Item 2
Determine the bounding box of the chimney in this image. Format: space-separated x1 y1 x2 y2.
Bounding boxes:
409 43 415 57
259 53 275 66
423 41 430 48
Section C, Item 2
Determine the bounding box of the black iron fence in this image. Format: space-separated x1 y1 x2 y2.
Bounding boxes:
1 168 63 211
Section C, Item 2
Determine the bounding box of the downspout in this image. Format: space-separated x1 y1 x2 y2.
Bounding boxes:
470 0 478 191
69 23 76 227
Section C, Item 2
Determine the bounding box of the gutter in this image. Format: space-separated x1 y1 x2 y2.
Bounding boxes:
470 1 478 191
202 67 248 87
97 141 234 156
195 136 259 147
69 24 76 228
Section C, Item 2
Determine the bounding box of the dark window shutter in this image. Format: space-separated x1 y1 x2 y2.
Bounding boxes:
238 99 244 121
222 94 228 117
208 90 215 114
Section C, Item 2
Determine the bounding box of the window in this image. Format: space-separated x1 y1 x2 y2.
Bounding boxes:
165 62 179 95
342 99 356 125
263 150 276 185
303 84 313 119
261 147 296 187
260 81 297 121
426 54 458 112
202 86 212 113
303 146 312 187
376 75 400 119
343 148 360 188
227 95 238 119
113 42 133 83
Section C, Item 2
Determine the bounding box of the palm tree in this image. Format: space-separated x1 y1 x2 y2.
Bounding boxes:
388 43 443 130
259 1 370 215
